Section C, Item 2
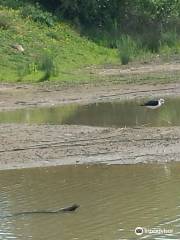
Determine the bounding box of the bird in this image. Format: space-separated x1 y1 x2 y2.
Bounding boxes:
141 98 165 109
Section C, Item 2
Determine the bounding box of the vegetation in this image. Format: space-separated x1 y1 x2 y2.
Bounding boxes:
0 0 179 83
31 0 180 50
21 3 55 27
116 36 139 65
0 4 117 82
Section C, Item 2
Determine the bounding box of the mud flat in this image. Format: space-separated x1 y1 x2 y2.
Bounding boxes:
0 82 180 111
0 124 180 170
0 78 180 169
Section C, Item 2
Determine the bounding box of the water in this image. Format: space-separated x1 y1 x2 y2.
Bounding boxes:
0 164 180 240
0 97 180 127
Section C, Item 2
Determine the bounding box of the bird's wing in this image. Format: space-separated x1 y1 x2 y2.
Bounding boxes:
144 100 159 106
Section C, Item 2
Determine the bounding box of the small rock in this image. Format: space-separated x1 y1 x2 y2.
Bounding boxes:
11 44 25 53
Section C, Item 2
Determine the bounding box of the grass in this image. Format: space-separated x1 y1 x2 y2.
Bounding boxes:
116 35 139 65
0 6 118 83
95 70 180 87
0 3 179 85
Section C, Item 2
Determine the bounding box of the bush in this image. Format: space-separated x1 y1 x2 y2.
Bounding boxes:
46 31 61 41
37 53 57 81
21 3 55 27
117 35 138 65
0 15 11 30
140 31 161 53
161 31 178 47
0 0 23 8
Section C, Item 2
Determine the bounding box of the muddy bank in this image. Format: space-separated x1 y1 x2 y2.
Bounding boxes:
0 83 180 111
0 80 180 169
0 124 180 170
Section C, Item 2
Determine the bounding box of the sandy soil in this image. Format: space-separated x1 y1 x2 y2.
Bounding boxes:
0 62 180 170
0 124 180 170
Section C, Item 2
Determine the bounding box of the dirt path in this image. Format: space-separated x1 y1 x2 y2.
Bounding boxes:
0 124 180 170
96 62 180 76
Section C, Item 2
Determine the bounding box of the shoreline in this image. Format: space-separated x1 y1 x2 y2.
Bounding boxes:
0 81 180 170
0 82 180 111
0 124 180 170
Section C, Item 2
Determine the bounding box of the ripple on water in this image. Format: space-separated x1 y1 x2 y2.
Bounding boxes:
0 164 180 239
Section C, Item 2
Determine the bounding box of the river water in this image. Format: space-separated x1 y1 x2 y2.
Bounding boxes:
0 97 179 127
0 164 180 240
0 97 180 239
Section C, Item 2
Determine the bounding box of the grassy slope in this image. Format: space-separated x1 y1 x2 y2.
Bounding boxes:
0 7 118 83
0 5 180 86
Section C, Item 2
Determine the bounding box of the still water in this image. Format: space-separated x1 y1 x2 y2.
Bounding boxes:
0 164 180 240
0 97 179 127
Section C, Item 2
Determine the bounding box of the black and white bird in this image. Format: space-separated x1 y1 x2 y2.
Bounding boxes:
141 98 165 109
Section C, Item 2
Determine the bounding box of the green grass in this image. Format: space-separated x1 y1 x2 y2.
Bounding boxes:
0 4 180 85
0 7 118 83
116 35 140 65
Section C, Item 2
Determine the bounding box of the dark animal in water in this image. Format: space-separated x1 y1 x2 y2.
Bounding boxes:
14 204 80 216
3 204 80 218
60 203 79 212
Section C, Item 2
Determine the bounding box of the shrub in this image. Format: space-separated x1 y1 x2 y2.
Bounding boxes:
37 53 57 81
160 31 178 47
117 35 138 65
141 32 161 53
21 3 55 27
0 0 22 8
0 15 11 30
46 31 61 41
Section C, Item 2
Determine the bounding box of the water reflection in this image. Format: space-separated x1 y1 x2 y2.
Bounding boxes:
0 164 180 239
0 97 180 127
